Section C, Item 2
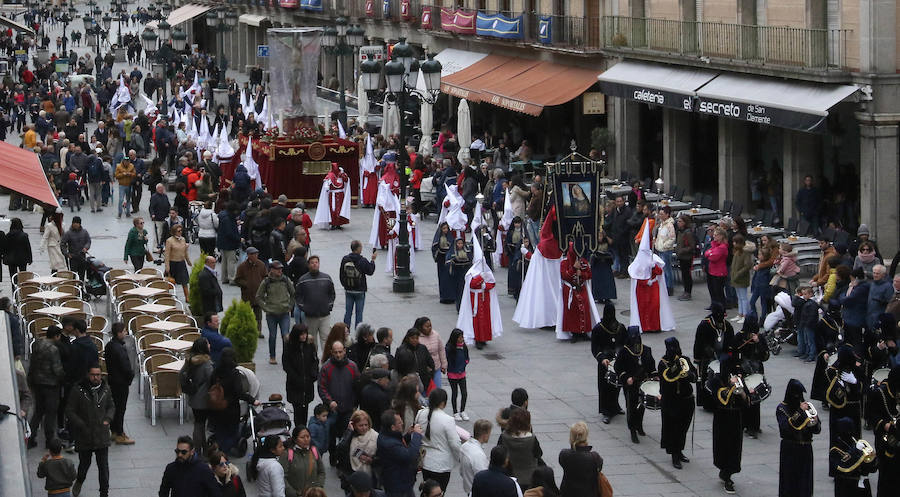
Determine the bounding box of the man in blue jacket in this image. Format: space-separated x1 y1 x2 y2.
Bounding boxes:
867 264 893 329
200 313 231 364
376 409 423 497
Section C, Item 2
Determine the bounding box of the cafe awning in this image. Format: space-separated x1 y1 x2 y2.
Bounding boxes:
0 15 35 36
238 14 270 27
0 141 58 207
147 3 213 29
441 55 601 116
598 60 717 111
416 48 489 92
694 73 859 132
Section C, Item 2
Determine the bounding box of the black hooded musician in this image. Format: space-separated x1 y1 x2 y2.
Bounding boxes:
615 326 655 444
694 303 735 410
505 216 528 300
733 314 769 438
707 352 747 495
658 336 697 469
867 365 900 497
445 236 473 311
861 313 897 429
776 379 821 497
825 344 863 466
591 302 627 424
810 306 844 406
829 416 878 497
432 222 456 304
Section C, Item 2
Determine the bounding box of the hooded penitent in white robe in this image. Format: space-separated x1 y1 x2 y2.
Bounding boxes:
512 206 563 329
628 221 676 332
313 165 352 228
457 236 502 345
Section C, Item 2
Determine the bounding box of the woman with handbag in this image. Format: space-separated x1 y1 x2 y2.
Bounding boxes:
208 347 260 456
558 422 608 497
124 217 151 270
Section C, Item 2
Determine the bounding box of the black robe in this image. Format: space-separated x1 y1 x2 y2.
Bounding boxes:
776 402 821 497
734 331 769 433
505 226 526 299
431 228 455 303
694 317 735 409
658 355 696 455
590 247 616 302
829 437 878 497
709 373 746 476
868 384 899 497
825 365 863 474
615 344 655 433
591 320 627 416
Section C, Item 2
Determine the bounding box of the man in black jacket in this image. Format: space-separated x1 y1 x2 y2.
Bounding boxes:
103 322 135 445
359 368 391 432
158 435 221 497
296 255 336 351
340 240 377 329
148 184 171 253
28 325 66 448
198 256 224 314
66 364 115 497
606 195 633 278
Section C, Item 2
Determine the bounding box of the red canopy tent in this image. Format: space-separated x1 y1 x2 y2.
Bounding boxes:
0 140 58 207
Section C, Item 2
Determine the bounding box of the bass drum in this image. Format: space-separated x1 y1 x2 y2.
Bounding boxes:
827 354 838 367
872 368 890 387
704 360 720 393
744 373 771 405
639 380 662 410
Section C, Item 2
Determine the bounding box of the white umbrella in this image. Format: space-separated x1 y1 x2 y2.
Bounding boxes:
382 95 401 137
456 98 471 163
418 100 433 156
357 76 369 127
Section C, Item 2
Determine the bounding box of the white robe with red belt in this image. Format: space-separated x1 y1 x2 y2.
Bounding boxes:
457 239 502 344
313 173 351 228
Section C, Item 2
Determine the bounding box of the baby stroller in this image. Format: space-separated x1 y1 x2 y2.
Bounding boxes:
242 396 291 471
84 255 110 300
762 291 796 355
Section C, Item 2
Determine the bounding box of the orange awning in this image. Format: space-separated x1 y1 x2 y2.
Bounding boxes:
440 54 601 116
0 140 58 207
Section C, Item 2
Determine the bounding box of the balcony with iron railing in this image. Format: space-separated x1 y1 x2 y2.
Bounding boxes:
603 16 850 71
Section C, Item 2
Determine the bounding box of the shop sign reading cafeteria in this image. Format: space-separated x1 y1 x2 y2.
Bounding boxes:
597 80 693 112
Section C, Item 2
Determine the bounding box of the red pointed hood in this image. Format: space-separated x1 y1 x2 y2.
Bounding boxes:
537 205 562 259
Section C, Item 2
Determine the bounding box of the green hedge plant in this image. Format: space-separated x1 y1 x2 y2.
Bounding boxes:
221 299 258 364
187 252 208 316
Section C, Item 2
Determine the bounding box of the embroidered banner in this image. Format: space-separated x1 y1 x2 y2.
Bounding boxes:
441 8 476 35
475 12 523 40
538 16 552 44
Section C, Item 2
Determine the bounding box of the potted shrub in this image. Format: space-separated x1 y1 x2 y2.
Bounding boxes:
187 253 208 316
221 299 259 371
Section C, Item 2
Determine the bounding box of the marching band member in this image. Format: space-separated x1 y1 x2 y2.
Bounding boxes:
811 306 844 409
505 217 527 300
868 365 900 497
658 337 697 469
825 345 863 457
591 303 627 424
829 417 878 497
446 235 473 312
694 303 735 410
708 353 748 494
734 314 769 438
776 379 820 497
615 326 655 444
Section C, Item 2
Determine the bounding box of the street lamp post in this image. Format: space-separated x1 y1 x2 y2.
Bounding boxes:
321 18 364 132
361 39 442 293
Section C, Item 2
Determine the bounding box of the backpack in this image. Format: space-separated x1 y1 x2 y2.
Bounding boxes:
341 257 362 291
86 157 103 181
179 367 197 395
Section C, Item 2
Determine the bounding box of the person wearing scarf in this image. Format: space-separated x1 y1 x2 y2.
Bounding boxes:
708 353 747 494
694 303 735 410
658 337 697 469
591 303 627 424
825 345 863 460
869 365 900 497
776 379 820 497
829 416 878 497
614 326 655 444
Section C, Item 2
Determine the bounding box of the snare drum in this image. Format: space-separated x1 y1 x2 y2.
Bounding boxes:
745 374 772 405
872 368 890 387
704 360 721 393
827 354 838 367
639 380 662 410
605 359 620 387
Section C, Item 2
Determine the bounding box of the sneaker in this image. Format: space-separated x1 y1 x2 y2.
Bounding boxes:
723 480 736 494
677 293 692 301
460 412 470 421
454 413 462 421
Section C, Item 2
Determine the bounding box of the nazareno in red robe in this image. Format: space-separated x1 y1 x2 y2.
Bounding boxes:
362 165 381 205
635 265 663 332
560 247 593 335
324 165 349 227
469 274 495 342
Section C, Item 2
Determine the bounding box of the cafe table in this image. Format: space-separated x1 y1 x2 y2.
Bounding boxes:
155 339 194 353
123 287 170 298
747 226 785 238
140 321 190 333
29 290 74 300
27 276 68 286
158 359 186 371
132 303 177 314
113 273 159 283
33 306 80 317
